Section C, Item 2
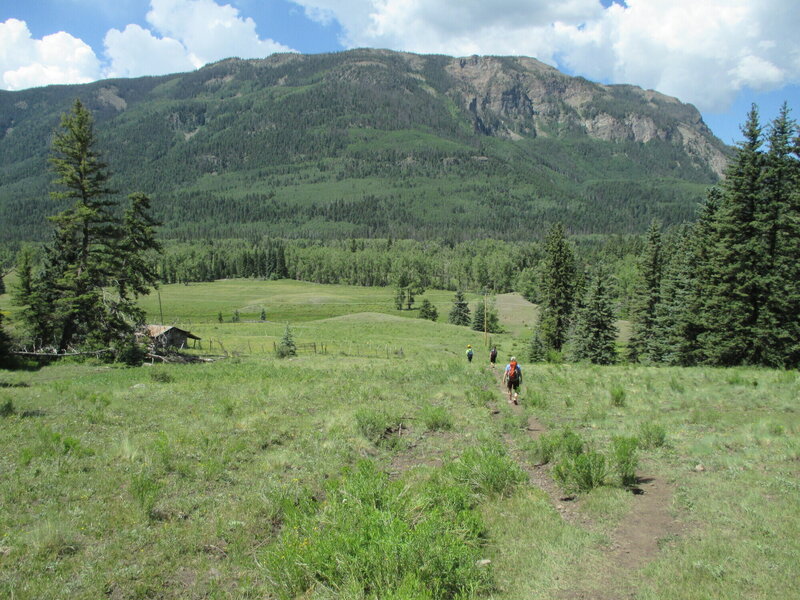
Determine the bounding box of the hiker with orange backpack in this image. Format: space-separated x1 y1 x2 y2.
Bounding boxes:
503 356 522 404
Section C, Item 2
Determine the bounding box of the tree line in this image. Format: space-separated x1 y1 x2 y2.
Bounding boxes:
2 103 797 369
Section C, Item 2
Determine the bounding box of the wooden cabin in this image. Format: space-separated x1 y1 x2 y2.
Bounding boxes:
143 325 201 350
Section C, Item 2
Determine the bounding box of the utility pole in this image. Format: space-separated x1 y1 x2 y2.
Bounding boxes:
484 290 488 346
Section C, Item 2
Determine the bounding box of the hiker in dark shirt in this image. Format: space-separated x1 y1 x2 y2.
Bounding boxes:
489 346 498 365
466 345 473 362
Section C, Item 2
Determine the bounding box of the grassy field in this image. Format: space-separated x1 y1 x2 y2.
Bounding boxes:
1 279 798 599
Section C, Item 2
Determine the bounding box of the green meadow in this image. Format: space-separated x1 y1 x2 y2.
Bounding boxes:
1 280 798 599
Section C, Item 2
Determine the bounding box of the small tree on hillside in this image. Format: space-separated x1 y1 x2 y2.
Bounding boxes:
471 297 501 333
277 323 297 358
260 307 267 321
528 326 546 363
418 299 438 321
448 290 471 326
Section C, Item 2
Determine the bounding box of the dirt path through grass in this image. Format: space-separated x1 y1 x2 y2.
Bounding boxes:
488 364 683 599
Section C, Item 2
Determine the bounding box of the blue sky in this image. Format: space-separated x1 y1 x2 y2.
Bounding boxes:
1 0 798 145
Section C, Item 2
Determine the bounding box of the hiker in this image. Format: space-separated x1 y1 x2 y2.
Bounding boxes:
466 344 474 362
489 346 498 365
503 356 522 404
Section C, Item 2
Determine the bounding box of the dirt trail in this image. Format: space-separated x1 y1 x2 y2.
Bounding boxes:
488 364 682 599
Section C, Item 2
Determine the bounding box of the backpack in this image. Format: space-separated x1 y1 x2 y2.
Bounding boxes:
467 349 473 358
508 361 519 382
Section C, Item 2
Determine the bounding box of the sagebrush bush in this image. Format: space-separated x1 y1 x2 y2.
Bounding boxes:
639 422 667 449
420 404 453 431
611 435 639 486
553 450 608 493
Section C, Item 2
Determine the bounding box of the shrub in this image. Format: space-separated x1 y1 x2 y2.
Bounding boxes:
639 422 667 449
1 396 15 418
420 404 453 431
611 436 639 486
355 407 405 448
529 427 584 465
445 441 527 498
149 369 173 383
553 450 608 493
610 385 626 407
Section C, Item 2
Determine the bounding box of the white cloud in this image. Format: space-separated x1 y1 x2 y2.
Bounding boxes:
145 0 294 64
1 1 296 90
104 24 197 78
293 0 800 112
0 18 101 90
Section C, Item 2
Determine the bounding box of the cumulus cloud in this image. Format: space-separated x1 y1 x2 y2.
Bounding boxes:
104 24 196 78
104 0 295 79
1 1 295 90
294 0 800 112
0 18 101 90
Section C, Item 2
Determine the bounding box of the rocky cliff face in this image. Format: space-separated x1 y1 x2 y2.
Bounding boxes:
442 55 728 176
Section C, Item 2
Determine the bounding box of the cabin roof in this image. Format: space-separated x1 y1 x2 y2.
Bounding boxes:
145 325 201 340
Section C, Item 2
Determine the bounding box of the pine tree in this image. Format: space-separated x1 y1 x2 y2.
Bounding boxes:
14 100 161 354
277 323 297 358
701 106 769 365
528 326 546 363
628 220 663 362
569 269 618 364
260 308 267 321
756 104 800 366
448 290 471 326
538 223 577 352
471 297 501 333
418 299 438 321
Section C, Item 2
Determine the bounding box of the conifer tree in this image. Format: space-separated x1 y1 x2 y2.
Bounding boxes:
528 326 546 363
277 323 297 358
628 220 663 362
568 269 618 364
471 297 501 333
448 290 471 326
538 223 577 352
418 299 438 321
14 100 161 354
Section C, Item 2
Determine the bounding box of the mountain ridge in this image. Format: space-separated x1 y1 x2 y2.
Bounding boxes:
0 48 729 242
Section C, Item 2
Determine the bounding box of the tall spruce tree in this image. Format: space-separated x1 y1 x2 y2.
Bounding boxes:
628 220 663 362
695 104 800 367
568 269 618 364
448 290 471 326
701 106 768 365
471 297 501 333
538 223 577 352
15 100 161 354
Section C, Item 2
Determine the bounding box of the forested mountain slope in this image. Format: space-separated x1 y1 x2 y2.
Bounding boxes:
0 49 729 242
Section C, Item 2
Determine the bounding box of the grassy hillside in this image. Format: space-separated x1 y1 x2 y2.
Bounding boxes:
1 279 798 599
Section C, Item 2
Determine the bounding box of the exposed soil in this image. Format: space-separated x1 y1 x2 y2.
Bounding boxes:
488 364 684 600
